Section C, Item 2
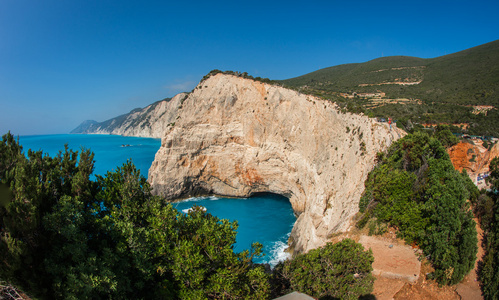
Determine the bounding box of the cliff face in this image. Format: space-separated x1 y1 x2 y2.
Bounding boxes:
148 74 401 253
71 94 186 138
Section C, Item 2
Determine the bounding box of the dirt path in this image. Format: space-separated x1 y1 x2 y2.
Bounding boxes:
455 218 484 300
359 235 420 283
341 222 484 299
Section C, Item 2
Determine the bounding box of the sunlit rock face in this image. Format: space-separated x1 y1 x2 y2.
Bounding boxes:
72 93 187 138
148 74 401 253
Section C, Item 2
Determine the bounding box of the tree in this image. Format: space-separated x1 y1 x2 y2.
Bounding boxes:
357 131 478 285
486 157 499 191
434 124 459 147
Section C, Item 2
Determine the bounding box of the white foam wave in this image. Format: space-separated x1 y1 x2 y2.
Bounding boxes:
181 206 207 214
179 196 221 202
268 233 292 267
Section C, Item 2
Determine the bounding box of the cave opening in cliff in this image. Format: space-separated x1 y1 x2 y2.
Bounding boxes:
173 192 296 266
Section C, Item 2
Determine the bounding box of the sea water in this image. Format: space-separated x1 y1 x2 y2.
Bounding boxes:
19 134 161 178
17 134 295 266
174 194 295 266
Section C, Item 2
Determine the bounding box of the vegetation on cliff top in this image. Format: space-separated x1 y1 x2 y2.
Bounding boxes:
282 40 499 106
199 41 499 137
73 40 499 137
0 132 374 299
200 69 274 85
357 131 478 285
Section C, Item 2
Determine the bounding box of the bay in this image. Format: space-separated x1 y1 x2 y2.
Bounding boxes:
174 193 295 266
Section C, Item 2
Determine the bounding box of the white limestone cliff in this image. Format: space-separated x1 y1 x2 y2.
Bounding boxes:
72 93 187 138
148 74 402 253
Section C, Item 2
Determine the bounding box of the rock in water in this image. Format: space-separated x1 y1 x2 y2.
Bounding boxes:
148 73 401 253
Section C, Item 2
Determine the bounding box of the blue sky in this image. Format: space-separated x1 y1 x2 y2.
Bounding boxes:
1 0 498 135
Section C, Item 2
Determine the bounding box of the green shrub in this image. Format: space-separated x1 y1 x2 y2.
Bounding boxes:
272 239 374 300
434 125 459 147
368 219 388 236
357 132 478 285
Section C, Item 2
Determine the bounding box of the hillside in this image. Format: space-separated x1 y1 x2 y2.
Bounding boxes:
281 40 499 137
71 119 98 133
71 95 185 138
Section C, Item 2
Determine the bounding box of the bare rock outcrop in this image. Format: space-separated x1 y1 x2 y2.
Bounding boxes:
148 74 401 253
448 140 499 188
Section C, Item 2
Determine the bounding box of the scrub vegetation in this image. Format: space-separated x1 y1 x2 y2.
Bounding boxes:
271 239 375 300
200 69 273 85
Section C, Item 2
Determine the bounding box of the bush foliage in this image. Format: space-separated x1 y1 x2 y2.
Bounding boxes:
272 239 374 300
358 131 478 285
201 69 274 85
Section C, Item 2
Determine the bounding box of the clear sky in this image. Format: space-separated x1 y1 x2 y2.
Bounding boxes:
1 0 498 135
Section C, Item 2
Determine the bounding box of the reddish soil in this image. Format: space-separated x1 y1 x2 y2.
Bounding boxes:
363 228 460 300
447 140 499 189
387 255 461 300
373 219 485 300
448 141 487 174
394 281 460 300
372 276 405 300
359 235 421 283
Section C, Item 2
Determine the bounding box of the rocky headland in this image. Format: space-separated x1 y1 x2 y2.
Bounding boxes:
146 73 402 253
71 94 187 138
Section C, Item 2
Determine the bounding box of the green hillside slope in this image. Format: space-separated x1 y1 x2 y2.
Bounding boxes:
281 40 499 136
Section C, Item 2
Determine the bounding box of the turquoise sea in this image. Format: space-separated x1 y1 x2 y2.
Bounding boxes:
173 194 295 265
18 134 295 265
19 134 161 178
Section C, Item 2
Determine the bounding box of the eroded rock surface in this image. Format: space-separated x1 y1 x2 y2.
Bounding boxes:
149 74 401 253
448 140 499 189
